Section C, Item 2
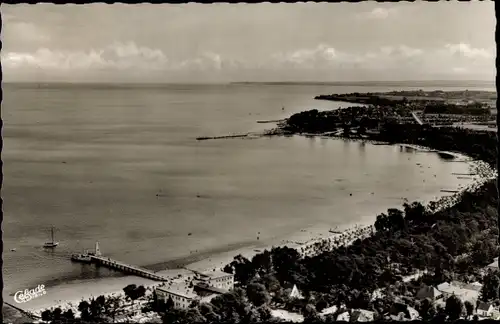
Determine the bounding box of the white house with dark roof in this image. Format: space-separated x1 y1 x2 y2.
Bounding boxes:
477 302 494 317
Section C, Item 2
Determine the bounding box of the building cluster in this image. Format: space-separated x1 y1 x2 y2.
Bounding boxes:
415 279 499 320
421 113 491 125
155 270 235 310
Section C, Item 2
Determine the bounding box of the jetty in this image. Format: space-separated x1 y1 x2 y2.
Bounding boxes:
72 242 168 282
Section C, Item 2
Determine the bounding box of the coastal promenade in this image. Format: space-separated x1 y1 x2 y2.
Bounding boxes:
90 255 168 281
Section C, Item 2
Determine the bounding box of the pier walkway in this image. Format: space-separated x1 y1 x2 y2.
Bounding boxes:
90 255 168 281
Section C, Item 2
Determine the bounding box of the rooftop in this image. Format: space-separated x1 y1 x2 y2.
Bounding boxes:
477 302 493 311
487 258 499 269
199 270 234 280
436 282 479 303
157 282 198 300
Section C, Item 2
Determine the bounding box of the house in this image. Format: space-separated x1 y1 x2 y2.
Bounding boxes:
156 283 198 310
283 283 304 300
416 285 442 300
270 309 304 323
195 270 234 291
486 258 499 271
436 282 479 304
477 302 494 317
319 305 338 318
336 311 350 322
350 309 375 322
388 302 419 320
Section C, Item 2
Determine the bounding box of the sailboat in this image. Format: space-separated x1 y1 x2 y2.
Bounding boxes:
43 226 59 248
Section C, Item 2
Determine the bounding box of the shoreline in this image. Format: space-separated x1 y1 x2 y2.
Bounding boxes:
20 133 497 320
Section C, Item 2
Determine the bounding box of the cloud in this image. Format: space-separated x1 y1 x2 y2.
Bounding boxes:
3 42 169 71
1 42 495 81
269 43 494 78
443 43 494 59
271 44 337 68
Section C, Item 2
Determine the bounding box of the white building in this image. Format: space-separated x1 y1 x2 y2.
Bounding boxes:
436 282 479 304
477 302 494 317
195 270 234 291
156 270 234 309
156 283 198 310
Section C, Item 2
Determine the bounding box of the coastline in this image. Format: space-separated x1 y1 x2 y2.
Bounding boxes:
20 133 497 321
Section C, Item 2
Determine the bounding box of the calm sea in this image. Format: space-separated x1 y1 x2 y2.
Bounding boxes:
2 82 494 307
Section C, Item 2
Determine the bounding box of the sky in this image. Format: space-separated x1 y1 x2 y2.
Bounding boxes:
1 2 496 83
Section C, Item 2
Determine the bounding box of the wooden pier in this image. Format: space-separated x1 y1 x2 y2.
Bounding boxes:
90 255 167 281
72 242 168 282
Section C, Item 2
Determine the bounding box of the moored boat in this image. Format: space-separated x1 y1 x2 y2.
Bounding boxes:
71 253 93 263
43 226 59 248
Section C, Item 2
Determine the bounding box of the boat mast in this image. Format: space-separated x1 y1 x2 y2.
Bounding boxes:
51 226 55 243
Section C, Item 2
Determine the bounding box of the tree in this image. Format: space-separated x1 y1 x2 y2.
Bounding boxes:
375 213 389 232
257 305 272 321
210 288 249 322
270 247 303 285
464 301 474 320
63 309 75 321
78 300 92 321
418 298 436 321
105 295 121 322
252 250 273 275
315 297 328 312
184 308 206 323
52 307 62 321
136 285 147 299
445 295 464 320
481 272 500 301
166 296 175 310
387 208 406 232
199 303 220 322
122 284 145 306
228 254 256 285
41 310 52 322
123 284 138 303
303 303 318 321
246 282 271 307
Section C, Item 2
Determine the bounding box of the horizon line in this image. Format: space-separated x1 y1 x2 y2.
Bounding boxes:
3 79 496 86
